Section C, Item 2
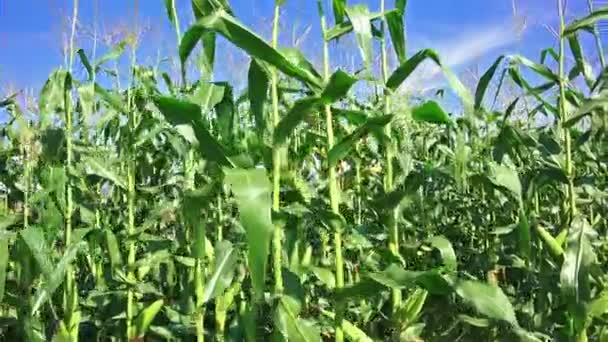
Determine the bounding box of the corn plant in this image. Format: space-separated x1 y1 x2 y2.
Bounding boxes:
0 0 606 341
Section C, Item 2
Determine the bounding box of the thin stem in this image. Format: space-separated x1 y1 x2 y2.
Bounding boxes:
63 0 79 339
317 2 344 341
380 0 401 316
557 0 576 222
125 40 138 342
271 3 284 296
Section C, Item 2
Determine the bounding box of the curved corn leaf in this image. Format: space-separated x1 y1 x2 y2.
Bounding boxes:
560 217 596 303
320 69 358 104
223 168 273 301
345 5 373 71
455 280 518 327
154 96 232 167
332 0 347 25
248 59 270 137
412 101 451 124
134 299 165 338
202 240 238 303
475 56 504 110
368 264 453 295
274 296 321 342
427 236 457 271
32 241 86 315
180 11 322 89
328 114 392 167
321 310 373 342
387 49 473 113
386 3 407 64
563 7 608 36
274 97 322 145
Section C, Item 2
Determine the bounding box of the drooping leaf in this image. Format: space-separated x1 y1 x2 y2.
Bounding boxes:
202 240 238 303
321 310 373 342
455 280 518 327
83 156 127 190
427 236 457 271
223 168 273 301
134 299 165 338
475 56 504 110
154 96 232 167
274 97 322 145
274 296 321 342
412 101 451 124
563 7 608 36
385 9 407 64
332 0 347 25
39 70 71 130
321 69 358 104
488 162 522 202
248 59 270 137
328 114 392 166
345 5 373 71
180 11 322 89
32 241 86 315
560 217 596 303
368 264 453 295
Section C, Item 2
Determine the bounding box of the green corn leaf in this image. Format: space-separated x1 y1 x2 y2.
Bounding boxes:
321 69 358 104
134 299 165 338
368 264 453 295
105 229 123 270
412 101 451 124
223 168 273 301
401 288 428 325
517 208 531 261
325 10 395 42
386 49 441 91
568 34 594 88
94 83 127 113
455 280 518 327
32 241 86 315
154 96 232 167
20 227 54 276
39 70 71 130
328 114 393 167
180 10 322 89
387 49 473 113
320 310 373 342
83 156 127 190
332 0 347 25
563 7 608 36
560 217 596 303
427 236 457 271
76 49 94 80
488 162 522 202
475 56 504 110
274 96 322 145
202 240 238 303
280 48 323 82
188 81 226 111
163 0 176 24
274 296 321 342
507 55 559 83
248 59 270 137
95 40 127 70
386 10 407 64
345 5 373 71
589 291 608 318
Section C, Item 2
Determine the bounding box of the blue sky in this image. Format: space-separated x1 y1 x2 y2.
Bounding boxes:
0 0 602 96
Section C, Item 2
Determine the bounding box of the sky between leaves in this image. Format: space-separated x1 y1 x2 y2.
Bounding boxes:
0 0 602 97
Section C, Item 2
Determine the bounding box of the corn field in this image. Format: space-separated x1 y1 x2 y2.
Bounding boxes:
0 0 607 341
